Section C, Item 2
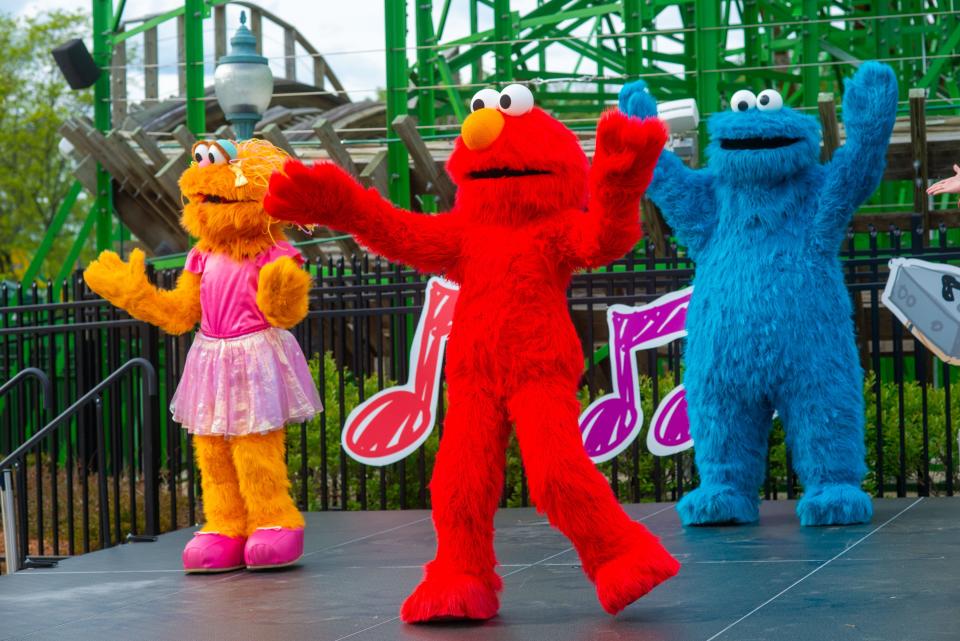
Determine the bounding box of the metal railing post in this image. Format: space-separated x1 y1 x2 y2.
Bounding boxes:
1 468 19 574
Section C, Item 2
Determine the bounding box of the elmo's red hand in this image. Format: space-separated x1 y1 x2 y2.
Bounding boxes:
265 160 465 275
264 160 368 230
591 110 668 195
557 111 667 269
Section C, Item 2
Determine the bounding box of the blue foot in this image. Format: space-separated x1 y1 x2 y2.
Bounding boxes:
797 484 873 526
677 484 759 526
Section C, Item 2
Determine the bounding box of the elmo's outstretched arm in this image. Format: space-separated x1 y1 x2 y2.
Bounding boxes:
555 111 667 269
83 249 201 335
619 80 717 255
265 162 464 275
816 62 898 246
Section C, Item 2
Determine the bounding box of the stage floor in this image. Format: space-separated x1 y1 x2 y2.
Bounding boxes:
0 498 957 641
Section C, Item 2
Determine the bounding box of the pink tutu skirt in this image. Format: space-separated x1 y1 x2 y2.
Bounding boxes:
170 327 323 436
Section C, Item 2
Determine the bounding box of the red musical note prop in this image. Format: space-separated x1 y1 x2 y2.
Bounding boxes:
341 277 459 466
579 287 693 462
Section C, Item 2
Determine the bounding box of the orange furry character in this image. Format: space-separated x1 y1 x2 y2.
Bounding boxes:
84 138 322 572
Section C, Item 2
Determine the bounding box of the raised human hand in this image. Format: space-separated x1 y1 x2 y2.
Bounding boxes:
592 110 668 191
256 256 311 329
927 164 960 207
618 79 659 120
264 160 369 231
841 61 898 143
83 248 151 308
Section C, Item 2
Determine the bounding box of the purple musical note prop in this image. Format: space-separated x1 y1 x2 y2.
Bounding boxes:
647 384 691 456
579 287 694 462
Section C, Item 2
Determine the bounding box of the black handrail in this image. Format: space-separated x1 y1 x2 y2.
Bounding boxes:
0 367 52 411
0 358 160 534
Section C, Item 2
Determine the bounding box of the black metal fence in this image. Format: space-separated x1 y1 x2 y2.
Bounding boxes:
2 228 960 570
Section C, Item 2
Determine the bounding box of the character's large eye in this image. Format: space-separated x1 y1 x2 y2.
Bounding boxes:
470 88 501 112
208 144 229 165
498 84 534 116
730 89 757 112
756 89 783 112
192 143 209 164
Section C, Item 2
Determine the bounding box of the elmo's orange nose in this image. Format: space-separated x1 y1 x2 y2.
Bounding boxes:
461 108 505 151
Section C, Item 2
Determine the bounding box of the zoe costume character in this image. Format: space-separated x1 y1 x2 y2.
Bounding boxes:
620 62 898 527
83 139 322 572
264 84 679 621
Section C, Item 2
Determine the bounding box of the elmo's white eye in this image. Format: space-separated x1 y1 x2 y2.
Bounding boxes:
192 143 209 164
757 89 783 112
498 84 534 116
730 89 757 112
470 88 501 112
208 144 229 165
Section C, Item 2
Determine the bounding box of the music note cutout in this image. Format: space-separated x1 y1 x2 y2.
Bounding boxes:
579 287 694 463
341 277 459 466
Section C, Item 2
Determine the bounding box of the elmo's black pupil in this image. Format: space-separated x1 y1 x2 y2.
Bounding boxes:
500 94 511 109
738 101 748 111
208 153 215 163
472 99 484 111
195 152 202 162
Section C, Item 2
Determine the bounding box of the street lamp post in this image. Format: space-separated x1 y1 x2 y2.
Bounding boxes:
214 11 273 140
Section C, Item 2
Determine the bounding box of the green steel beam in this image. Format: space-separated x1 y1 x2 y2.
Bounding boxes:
493 0 514 81
621 0 642 79
22 181 83 285
385 0 411 208
693 0 720 158
801 0 820 107
111 0 127 33
92 0 113 252
183 0 206 135
415 0 438 212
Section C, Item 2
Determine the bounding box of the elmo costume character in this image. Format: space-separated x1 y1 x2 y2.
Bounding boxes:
83 139 322 572
264 84 679 620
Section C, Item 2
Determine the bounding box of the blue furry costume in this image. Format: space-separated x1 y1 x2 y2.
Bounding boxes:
620 62 898 526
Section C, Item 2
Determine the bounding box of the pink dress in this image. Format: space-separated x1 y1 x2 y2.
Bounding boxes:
169 242 323 436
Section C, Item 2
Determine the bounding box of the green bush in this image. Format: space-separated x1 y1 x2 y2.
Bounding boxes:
864 373 960 496
288 356 960 510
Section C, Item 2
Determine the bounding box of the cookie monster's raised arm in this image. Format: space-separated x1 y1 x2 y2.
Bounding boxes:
618 81 717 254
815 62 898 244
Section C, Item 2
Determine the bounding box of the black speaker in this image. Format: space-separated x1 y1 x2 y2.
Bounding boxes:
51 39 100 90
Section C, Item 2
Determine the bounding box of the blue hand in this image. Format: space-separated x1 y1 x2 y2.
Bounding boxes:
618 80 658 120
841 61 898 142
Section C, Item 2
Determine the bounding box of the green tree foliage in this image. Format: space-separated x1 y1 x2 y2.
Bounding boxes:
0 9 92 281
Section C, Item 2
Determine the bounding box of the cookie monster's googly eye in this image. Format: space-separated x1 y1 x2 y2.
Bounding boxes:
192 142 209 164
757 89 783 112
498 84 534 116
470 88 501 112
730 89 757 112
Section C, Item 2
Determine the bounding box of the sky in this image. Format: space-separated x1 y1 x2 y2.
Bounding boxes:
1 0 596 103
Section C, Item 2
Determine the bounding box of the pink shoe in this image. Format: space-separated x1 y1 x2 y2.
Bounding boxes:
182 532 246 573
245 527 305 570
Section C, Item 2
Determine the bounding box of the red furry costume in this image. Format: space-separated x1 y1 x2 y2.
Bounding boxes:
264 88 679 620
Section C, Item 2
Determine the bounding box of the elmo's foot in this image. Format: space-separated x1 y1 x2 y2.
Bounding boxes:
400 568 502 623
594 532 680 615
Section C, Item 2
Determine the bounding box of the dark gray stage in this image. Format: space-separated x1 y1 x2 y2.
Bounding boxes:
0 498 957 641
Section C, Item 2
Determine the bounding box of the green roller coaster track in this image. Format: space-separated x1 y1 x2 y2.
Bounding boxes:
22 1 960 283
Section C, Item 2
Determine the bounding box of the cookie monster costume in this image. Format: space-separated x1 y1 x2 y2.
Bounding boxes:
264 84 679 620
619 62 898 527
